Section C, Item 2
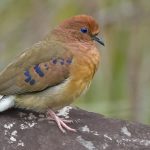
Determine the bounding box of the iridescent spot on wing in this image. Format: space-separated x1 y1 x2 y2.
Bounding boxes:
59 58 64 65
66 58 72 64
34 64 44 77
24 70 32 83
29 79 36 85
44 64 49 70
51 58 57 64
51 57 72 65
24 70 36 85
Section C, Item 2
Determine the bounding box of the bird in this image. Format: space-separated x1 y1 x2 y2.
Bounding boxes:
0 15 104 133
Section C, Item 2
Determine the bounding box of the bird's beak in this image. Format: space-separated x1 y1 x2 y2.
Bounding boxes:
92 35 105 46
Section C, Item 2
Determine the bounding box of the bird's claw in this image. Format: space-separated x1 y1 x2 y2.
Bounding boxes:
47 109 76 133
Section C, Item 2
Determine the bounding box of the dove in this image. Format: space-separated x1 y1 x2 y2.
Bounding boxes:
0 15 104 133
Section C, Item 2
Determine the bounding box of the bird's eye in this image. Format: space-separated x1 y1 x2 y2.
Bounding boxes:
80 27 88 33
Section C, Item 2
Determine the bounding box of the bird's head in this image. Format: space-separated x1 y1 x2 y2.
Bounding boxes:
53 15 104 46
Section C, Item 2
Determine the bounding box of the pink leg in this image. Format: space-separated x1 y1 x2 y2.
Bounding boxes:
47 109 76 133
48 117 73 123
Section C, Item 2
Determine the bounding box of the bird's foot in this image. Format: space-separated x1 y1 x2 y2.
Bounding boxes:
47 109 76 133
48 117 73 123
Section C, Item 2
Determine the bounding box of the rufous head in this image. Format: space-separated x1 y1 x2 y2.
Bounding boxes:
53 15 104 46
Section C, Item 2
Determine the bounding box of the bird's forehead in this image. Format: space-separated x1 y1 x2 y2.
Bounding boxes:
60 15 100 34
73 15 99 30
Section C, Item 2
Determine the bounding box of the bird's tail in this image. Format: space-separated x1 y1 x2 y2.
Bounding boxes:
0 95 15 112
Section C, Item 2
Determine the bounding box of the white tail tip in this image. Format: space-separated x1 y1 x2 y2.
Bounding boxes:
0 96 15 112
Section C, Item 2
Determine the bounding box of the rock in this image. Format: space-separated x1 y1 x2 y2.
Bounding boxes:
0 107 150 150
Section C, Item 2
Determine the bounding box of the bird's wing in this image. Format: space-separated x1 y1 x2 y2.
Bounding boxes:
0 40 73 95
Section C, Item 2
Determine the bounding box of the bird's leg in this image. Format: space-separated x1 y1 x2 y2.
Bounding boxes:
46 109 76 133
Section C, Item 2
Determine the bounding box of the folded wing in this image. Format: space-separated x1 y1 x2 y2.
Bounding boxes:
0 40 73 95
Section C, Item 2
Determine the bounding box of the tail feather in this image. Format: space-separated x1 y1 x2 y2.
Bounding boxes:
0 96 15 112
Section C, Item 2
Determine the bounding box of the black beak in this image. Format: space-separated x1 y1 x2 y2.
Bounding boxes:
93 36 105 46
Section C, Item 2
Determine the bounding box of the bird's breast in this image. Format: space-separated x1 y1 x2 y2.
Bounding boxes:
66 45 100 99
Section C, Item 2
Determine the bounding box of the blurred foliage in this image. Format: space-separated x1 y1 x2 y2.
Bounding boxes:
0 0 150 124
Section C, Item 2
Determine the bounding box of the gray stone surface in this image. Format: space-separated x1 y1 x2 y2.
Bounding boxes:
0 107 150 150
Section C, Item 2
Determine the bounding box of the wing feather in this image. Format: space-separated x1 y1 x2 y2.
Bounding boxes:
0 40 73 95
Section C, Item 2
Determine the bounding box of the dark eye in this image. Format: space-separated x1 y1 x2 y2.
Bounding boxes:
80 27 88 33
